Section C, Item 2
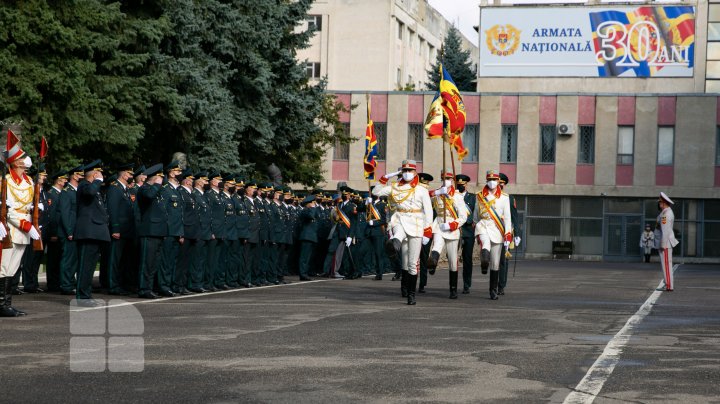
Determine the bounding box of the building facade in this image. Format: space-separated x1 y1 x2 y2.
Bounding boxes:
319 1 720 262
298 0 479 91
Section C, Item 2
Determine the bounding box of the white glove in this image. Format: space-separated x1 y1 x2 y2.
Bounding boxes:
383 170 401 180
38 202 44 211
422 236 430 245
368 220 374 226
440 223 451 232
345 237 352 247
503 240 510 248
435 186 448 196
0 224 6 240
28 225 41 240
365 197 372 205
514 237 521 247
97 175 104 182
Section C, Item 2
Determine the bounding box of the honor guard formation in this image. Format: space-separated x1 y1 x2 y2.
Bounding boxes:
0 130 677 315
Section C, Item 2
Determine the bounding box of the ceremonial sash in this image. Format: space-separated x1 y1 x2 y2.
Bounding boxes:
367 203 381 221
478 195 505 235
441 195 458 220
336 206 351 229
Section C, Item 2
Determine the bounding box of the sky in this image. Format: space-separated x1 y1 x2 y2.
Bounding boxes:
427 0 480 43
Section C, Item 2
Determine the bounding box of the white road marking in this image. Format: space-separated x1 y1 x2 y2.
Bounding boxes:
563 264 679 404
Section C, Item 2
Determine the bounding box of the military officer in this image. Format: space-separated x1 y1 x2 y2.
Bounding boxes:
298 195 319 281
427 171 469 299
266 185 285 284
74 160 110 306
188 171 212 293
0 138 39 317
232 178 250 287
136 164 166 299
205 171 225 291
242 181 261 286
333 187 358 278
44 170 68 292
156 162 184 297
58 164 84 295
416 173 434 294
656 192 678 291
347 191 368 280
256 184 273 284
455 174 475 294
366 188 388 281
372 160 433 305
174 168 196 295
497 173 520 296
14 163 48 294
105 163 135 295
321 194 343 278
473 170 513 300
220 174 239 288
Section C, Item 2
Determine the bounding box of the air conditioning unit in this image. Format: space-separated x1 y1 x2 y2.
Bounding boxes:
557 123 575 136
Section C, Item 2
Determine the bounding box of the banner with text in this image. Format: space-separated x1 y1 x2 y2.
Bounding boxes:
479 6 695 77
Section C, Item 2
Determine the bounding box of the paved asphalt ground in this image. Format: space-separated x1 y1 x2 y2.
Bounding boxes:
1 260 719 403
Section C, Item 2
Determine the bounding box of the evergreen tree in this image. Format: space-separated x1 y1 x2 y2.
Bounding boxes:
425 26 475 92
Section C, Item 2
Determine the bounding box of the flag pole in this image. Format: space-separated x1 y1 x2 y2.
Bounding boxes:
439 53 447 222
366 93 372 194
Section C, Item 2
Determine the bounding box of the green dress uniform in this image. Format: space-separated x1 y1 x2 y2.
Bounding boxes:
157 182 184 296
75 174 111 302
136 166 167 298
58 182 78 294
460 191 476 293
242 192 261 285
351 200 369 279
45 183 64 292
232 187 249 287
276 198 292 281
334 196 358 277
221 188 239 288
105 179 135 294
189 184 212 292
267 199 285 284
313 202 331 274
176 182 197 293
498 193 519 295
366 198 388 279
205 187 225 290
298 197 318 280
256 195 271 284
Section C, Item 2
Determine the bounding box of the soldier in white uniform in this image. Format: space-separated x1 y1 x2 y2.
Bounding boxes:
1 131 41 317
372 160 433 305
656 192 678 291
426 171 468 299
473 170 512 300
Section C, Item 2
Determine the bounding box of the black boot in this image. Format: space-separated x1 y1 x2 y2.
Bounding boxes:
385 238 401 259
449 271 458 299
1 277 25 317
481 249 490 274
407 273 417 305
489 271 499 300
427 251 439 275
400 271 408 298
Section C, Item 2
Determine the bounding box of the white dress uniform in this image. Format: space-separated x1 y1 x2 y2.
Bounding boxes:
473 186 512 272
1 171 34 277
373 174 433 276
657 192 678 290
430 186 468 273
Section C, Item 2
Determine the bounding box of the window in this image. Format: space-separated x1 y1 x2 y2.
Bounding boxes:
397 21 404 40
539 125 556 163
419 37 425 56
333 122 350 160
657 126 674 165
500 124 518 163
307 15 322 32
305 62 321 79
374 122 387 160
578 125 595 164
408 30 414 49
617 126 634 165
463 124 479 162
407 124 423 161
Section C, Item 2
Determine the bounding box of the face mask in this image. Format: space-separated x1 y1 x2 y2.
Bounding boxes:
253 190 259 198
402 172 415 182
443 180 452 187
487 180 498 190
278 195 284 202
229 187 236 193
23 156 32 168
457 185 466 193
203 184 211 191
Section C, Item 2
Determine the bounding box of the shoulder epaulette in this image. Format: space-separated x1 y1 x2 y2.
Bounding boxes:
502 192 509 196
63 185 72 191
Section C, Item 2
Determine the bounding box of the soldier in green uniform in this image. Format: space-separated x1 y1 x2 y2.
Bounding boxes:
255 184 272 285
416 173 434 294
174 168 196 295
286 189 301 276
366 188 387 280
454 174 476 294
204 171 226 291
156 162 184 297
298 195 319 280
188 171 212 293
497 173 520 296
75 160 110 306
347 192 368 279
335 187 358 278
58 165 84 295
104 163 135 295
321 194 342 278
221 175 239 288
136 164 166 299
266 186 284 284
242 181 261 285
44 170 68 292
275 187 292 283
311 192 329 276
232 178 250 287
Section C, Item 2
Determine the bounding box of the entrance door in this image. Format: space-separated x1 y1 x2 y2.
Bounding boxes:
604 214 643 260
